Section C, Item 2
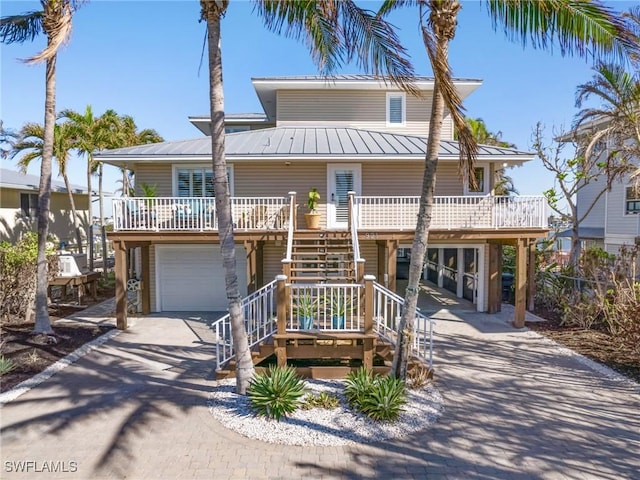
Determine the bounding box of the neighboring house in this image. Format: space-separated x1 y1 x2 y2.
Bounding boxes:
559 123 640 256
97 75 548 332
0 167 90 248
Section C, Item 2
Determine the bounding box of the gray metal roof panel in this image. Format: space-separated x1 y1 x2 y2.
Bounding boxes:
251 74 483 83
0 168 88 194
95 127 534 160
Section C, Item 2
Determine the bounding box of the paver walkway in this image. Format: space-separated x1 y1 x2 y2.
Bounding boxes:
1 295 639 480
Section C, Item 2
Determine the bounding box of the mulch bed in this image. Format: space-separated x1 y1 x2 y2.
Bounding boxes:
527 311 640 384
1 280 116 394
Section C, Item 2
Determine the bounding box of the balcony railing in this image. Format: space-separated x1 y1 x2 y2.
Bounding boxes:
112 194 548 232
354 195 547 230
112 196 290 231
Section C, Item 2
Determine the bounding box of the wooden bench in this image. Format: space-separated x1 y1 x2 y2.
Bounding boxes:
48 272 101 305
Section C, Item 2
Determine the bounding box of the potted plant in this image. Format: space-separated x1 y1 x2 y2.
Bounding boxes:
304 188 321 230
330 295 352 329
296 293 317 330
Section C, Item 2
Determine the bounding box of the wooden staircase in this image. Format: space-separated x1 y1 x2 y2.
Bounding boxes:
288 231 355 284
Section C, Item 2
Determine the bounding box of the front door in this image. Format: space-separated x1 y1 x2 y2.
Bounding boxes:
327 164 361 229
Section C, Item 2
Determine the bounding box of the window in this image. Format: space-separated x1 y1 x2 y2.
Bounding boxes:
625 185 640 215
225 126 250 134
465 166 488 195
386 92 405 125
20 193 38 217
173 166 233 197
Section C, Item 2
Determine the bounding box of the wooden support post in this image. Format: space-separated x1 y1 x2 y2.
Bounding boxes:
514 238 527 328
276 274 287 335
141 244 150 315
347 191 354 227
377 241 386 286
114 240 128 330
487 243 502 314
245 240 257 293
288 192 297 230
256 241 264 288
527 240 536 312
387 240 398 292
364 275 375 335
363 338 374 372
356 259 365 285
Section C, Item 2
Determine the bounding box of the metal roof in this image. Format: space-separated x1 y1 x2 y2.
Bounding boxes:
95 127 533 162
251 74 482 83
556 227 605 239
0 168 88 194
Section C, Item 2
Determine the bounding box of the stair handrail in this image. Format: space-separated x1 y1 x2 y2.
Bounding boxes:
348 192 361 262
285 191 296 262
210 279 278 370
371 281 435 368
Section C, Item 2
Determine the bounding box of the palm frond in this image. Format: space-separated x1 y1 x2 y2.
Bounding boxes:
0 11 44 44
484 0 640 64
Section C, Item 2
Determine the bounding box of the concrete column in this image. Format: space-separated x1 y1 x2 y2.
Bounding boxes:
514 238 527 328
114 240 128 330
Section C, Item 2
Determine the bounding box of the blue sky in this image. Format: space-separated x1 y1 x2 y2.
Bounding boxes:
1 0 636 216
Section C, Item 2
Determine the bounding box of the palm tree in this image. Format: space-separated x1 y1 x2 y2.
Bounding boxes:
11 122 85 253
1 0 80 335
378 0 640 379
574 63 640 166
59 105 102 270
199 0 416 394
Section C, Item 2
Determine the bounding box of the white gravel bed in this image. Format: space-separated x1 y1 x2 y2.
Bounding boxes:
208 378 444 446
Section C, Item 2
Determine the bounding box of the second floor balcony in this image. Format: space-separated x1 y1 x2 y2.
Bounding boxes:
111 194 548 233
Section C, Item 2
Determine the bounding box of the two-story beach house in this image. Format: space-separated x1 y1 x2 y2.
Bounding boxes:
97 76 548 375
559 120 640 258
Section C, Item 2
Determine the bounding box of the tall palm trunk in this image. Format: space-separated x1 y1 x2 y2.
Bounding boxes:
34 53 56 335
203 0 254 394
392 0 458 378
87 159 93 270
98 162 107 278
61 171 84 254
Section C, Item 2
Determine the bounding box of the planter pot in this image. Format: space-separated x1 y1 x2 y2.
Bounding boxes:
299 316 314 330
304 213 321 230
332 315 345 329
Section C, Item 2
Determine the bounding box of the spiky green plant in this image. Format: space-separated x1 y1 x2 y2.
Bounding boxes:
247 366 306 421
358 375 407 422
344 367 376 407
0 355 17 376
301 391 340 410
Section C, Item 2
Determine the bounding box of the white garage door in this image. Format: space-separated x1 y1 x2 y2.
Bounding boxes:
157 245 247 311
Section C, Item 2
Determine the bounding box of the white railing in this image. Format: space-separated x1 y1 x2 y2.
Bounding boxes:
210 280 277 370
354 195 547 230
285 192 296 261
288 283 363 332
348 192 362 272
372 282 434 368
112 196 289 232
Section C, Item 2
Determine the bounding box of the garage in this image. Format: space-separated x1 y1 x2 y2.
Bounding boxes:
156 245 247 311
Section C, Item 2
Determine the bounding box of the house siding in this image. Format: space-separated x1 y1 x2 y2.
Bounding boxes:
0 189 89 245
263 241 287 282
276 90 453 139
605 177 640 237
577 179 606 229
134 163 173 196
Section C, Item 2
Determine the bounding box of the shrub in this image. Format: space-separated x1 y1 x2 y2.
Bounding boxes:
345 368 407 422
0 232 58 323
0 355 16 376
407 364 434 390
301 391 340 410
247 366 306 421
359 375 407 422
344 367 376 408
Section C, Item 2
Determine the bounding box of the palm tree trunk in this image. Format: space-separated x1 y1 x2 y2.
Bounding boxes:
87 160 94 270
392 1 456 378
204 0 254 394
62 172 84 254
99 162 108 278
33 54 56 335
